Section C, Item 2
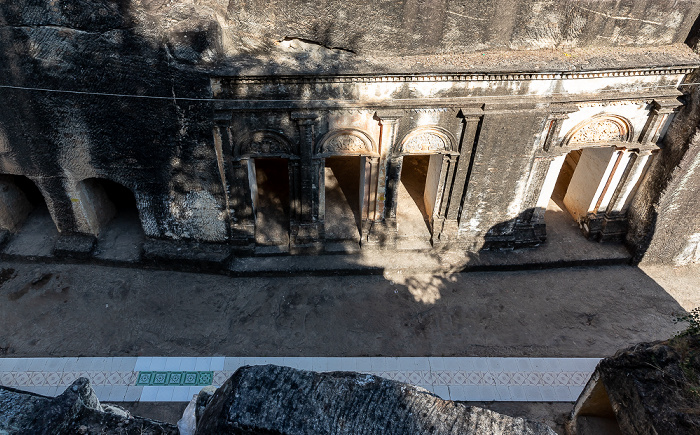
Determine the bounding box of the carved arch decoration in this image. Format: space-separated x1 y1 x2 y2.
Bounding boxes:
235 130 296 158
561 114 633 148
398 126 457 155
316 128 377 157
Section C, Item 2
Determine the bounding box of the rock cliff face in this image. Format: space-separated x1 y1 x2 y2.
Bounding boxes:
569 334 700 434
195 364 556 435
0 378 177 434
1 1 700 261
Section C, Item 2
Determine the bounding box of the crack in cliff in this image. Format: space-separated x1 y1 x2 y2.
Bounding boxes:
573 5 665 26
3 24 126 35
279 37 356 54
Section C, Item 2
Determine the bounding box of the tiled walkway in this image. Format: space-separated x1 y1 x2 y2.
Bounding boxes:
0 357 599 403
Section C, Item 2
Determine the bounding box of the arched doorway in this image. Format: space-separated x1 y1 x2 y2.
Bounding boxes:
324 156 362 242
250 157 291 246
390 127 457 249
543 114 649 242
316 129 378 246
234 129 298 250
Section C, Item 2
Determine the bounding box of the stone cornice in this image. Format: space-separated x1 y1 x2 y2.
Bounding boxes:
213 67 697 87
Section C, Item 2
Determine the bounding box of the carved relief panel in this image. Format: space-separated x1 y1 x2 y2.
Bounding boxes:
399 127 457 155
316 129 377 157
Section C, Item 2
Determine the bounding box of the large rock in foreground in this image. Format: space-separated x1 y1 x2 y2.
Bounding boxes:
196 364 556 435
0 378 177 435
569 333 700 434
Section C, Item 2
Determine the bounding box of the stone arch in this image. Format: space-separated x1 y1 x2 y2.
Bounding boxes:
236 130 295 158
0 174 49 232
561 114 633 148
316 128 377 157
398 126 457 155
72 177 143 236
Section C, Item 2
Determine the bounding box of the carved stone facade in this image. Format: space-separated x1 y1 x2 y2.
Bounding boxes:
208 68 693 253
1 0 700 264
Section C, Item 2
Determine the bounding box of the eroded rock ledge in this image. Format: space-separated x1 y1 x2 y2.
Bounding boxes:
195 364 555 435
0 377 177 434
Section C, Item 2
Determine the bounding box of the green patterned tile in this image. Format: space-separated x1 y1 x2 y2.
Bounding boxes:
151 371 169 385
136 372 153 386
196 371 213 385
136 371 213 386
183 372 198 386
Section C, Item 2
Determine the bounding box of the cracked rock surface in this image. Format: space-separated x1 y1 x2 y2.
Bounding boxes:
196 364 557 435
0 378 177 434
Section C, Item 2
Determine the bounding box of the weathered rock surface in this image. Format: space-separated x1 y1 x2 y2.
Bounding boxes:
0 378 177 434
196 364 556 435
569 334 700 434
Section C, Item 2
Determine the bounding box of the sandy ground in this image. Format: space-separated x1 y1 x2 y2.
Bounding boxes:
0 261 697 359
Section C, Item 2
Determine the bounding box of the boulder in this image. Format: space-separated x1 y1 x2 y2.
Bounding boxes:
196 364 556 435
569 333 700 434
0 378 177 434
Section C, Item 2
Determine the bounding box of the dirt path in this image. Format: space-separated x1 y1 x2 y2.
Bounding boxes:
0 261 695 359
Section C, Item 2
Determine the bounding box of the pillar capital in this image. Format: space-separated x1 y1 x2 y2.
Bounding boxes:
291 112 319 125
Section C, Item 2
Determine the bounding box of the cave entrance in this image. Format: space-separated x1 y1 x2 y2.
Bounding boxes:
76 178 144 261
0 174 48 232
324 156 362 242
397 154 442 244
250 158 290 246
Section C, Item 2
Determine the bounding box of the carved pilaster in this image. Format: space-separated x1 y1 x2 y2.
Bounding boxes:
639 97 682 145
435 113 483 245
290 112 323 250
597 150 654 241
365 112 403 247
229 157 255 243
542 104 578 152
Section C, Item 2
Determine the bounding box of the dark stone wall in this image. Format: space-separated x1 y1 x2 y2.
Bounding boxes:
627 71 700 264
1 0 699 254
0 0 227 240
459 110 548 248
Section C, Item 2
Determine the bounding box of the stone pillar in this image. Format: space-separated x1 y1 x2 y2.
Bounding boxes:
290 112 323 251
365 112 402 247
434 114 482 246
639 98 682 145
383 155 404 230
229 157 255 244
360 156 380 238
214 119 254 245
212 121 234 242
288 159 302 223
599 150 654 241
518 155 566 245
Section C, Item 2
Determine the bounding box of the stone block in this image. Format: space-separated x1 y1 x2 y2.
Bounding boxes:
142 238 232 271
53 234 97 259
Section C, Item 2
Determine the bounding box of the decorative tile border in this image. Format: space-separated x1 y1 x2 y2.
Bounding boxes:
0 357 601 403
136 371 213 386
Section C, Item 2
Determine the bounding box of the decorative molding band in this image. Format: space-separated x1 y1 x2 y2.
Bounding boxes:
213 67 696 87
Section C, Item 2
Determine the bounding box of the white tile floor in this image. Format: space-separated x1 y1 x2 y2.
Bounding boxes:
0 356 600 403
